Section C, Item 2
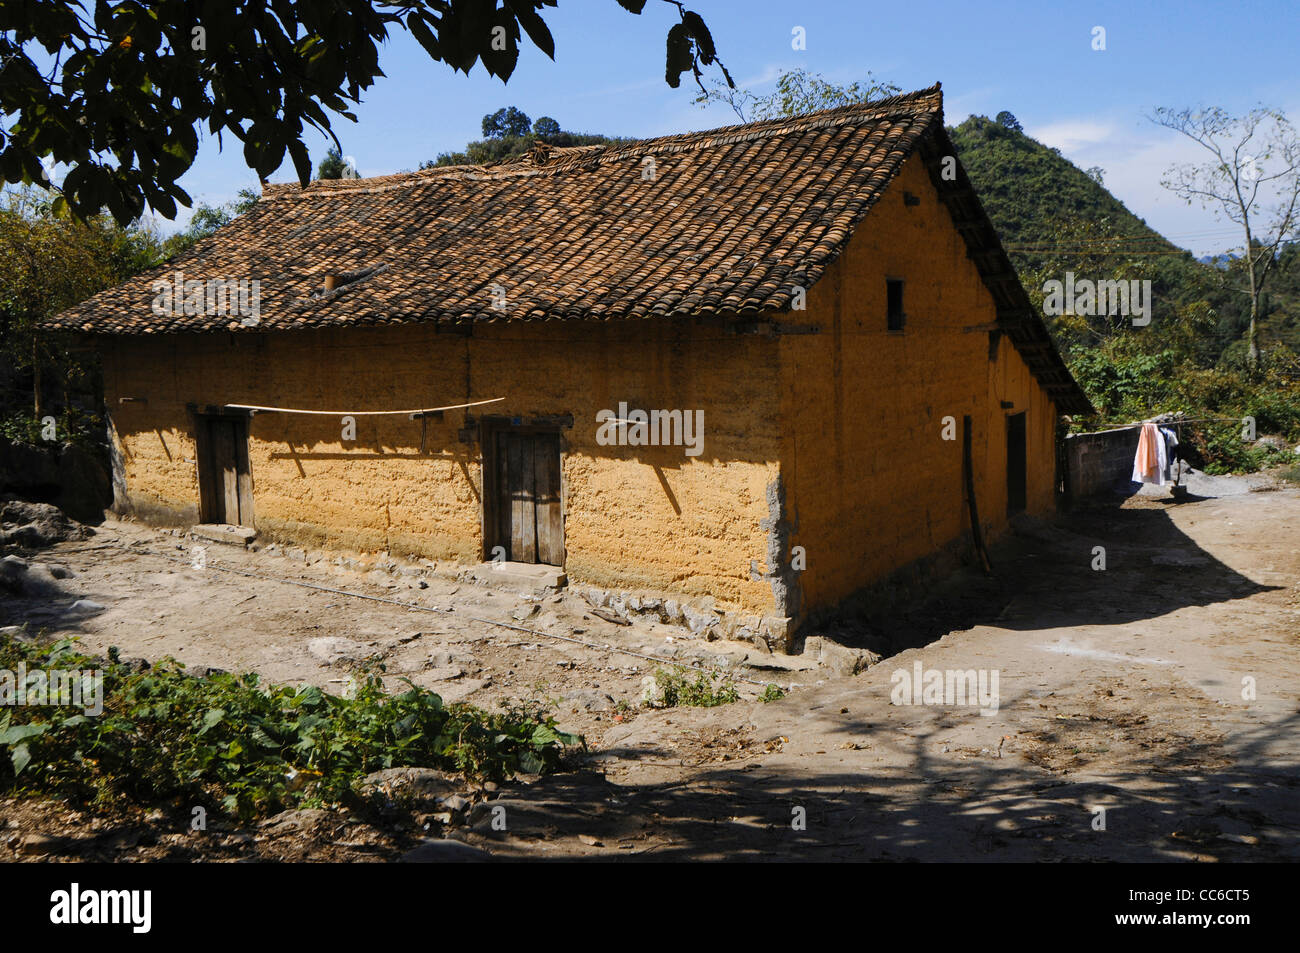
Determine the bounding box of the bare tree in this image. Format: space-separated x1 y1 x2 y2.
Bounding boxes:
1151 105 1300 366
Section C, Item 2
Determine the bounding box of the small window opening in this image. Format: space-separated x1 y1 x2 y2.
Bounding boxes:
886 279 906 331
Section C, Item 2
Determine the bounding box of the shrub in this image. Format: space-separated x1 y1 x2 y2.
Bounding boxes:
650 667 740 708
0 635 582 819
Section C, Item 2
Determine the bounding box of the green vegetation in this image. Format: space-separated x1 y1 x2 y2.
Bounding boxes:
949 116 1177 266
650 667 740 708
760 684 786 703
950 113 1300 463
422 106 629 169
0 187 159 449
0 634 582 820
2 1 728 222
316 146 352 181
0 184 259 449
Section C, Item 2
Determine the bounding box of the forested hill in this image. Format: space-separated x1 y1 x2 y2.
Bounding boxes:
947 113 1300 360
947 112 1299 465
948 114 1180 269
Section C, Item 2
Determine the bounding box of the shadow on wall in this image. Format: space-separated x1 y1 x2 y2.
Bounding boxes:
118 410 776 533
250 414 745 469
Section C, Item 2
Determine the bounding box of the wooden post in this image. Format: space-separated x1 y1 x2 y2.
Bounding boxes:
32 338 42 419
963 414 993 574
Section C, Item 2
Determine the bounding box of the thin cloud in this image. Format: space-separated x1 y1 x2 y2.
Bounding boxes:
1030 118 1119 155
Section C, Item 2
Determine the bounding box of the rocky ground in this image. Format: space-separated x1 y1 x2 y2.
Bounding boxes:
2 467 1299 861
2 504 816 738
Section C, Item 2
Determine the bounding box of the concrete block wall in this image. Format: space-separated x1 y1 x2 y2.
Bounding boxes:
1064 426 1140 497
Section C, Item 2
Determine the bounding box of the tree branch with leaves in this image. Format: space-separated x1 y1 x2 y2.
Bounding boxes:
0 0 729 223
694 68 899 123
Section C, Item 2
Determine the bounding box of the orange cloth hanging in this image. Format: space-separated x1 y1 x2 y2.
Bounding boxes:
1133 424 1160 482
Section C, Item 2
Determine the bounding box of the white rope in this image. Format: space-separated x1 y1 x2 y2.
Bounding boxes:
223 397 504 416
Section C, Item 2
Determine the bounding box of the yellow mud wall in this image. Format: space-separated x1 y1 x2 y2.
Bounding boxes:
776 153 1059 617
101 319 781 614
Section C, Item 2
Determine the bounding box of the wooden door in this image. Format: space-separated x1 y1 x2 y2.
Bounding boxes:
1006 412 1027 516
493 430 563 566
199 415 254 526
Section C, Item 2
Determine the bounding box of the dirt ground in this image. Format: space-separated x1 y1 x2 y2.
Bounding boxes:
3 469 1299 862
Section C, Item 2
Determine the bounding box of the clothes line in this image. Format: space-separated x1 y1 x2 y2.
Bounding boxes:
1132 421 1182 487
1118 416 1246 427
223 397 504 416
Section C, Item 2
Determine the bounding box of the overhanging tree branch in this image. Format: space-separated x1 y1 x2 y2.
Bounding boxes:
0 0 731 223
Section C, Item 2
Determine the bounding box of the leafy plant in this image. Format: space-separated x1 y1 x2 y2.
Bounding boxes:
0 1 731 222
695 67 898 123
650 666 739 708
0 634 582 820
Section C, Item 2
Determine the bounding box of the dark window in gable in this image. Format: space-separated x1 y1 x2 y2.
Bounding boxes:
886 278 905 331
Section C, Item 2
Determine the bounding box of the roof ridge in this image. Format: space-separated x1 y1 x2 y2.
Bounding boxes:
261 83 943 202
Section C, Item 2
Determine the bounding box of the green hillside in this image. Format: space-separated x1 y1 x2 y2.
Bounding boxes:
949 115 1172 260
949 114 1300 468
949 114 1298 358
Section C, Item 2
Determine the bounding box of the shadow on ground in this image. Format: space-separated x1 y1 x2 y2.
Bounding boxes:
801 491 1281 658
455 705 1300 862
448 490 1297 861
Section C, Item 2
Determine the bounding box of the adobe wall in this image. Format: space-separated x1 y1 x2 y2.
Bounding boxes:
1064 426 1140 497
774 154 1061 620
100 318 782 617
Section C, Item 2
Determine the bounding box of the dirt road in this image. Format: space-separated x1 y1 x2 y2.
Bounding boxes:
4 474 1298 861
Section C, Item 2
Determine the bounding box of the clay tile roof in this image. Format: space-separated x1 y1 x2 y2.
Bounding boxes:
49 83 1092 413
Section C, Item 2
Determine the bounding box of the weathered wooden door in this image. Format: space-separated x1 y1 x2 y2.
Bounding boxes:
199 415 254 527
1006 412 1027 516
493 430 563 566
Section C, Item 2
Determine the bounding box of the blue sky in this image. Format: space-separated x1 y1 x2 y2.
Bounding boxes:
167 0 1298 255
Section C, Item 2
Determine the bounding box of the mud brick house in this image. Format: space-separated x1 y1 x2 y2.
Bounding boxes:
51 85 1091 648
